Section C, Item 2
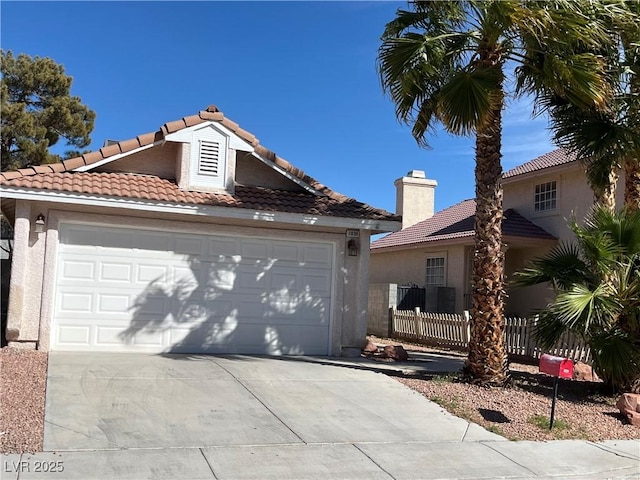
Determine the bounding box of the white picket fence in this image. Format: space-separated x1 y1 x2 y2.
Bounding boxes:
391 308 592 363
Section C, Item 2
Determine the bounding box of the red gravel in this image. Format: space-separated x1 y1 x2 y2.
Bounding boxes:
369 336 639 441
0 347 48 453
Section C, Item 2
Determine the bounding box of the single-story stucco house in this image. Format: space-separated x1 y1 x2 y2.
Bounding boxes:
0 105 400 356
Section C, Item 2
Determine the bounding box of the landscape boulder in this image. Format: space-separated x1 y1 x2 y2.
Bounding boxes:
362 341 379 355
573 362 600 382
616 393 640 427
383 345 409 361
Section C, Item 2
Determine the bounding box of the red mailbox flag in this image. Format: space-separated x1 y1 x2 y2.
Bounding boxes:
539 354 574 379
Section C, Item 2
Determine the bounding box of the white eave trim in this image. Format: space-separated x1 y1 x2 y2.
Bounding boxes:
164 121 254 152
1 187 401 233
74 142 160 172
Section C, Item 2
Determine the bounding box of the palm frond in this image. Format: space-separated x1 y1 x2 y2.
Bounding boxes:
513 242 592 289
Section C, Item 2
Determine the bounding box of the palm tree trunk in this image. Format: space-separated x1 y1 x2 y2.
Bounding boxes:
624 159 640 213
465 48 509 387
593 169 619 212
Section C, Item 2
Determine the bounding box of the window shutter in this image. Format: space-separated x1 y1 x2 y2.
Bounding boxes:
198 140 220 176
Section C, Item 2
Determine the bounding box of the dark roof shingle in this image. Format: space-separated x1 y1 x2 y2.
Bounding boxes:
371 199 555 250
503 148 577 179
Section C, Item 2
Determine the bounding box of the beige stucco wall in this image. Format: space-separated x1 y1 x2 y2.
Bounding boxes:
370 243 469 313
5 199 370 356
394 175 437 229
97 142 179 179
504 245 555 317
235 152 305 191
503 163 624 243
5 200 49 347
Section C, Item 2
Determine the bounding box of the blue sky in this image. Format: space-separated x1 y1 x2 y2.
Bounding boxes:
1 1 556 215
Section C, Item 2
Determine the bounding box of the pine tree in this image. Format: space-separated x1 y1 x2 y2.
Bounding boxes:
1 50 96 171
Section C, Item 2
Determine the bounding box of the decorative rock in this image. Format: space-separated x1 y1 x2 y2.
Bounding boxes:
383 345 409 361
362 341 379 354
573 362 600 382
616 393 640 427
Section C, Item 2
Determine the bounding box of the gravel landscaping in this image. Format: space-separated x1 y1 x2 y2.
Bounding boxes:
0 347 48 454
370 336 639 441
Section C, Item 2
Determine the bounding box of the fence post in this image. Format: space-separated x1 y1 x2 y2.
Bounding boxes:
388 307 394 338
414 307 421 339
526 315 537 358
463 310 471 345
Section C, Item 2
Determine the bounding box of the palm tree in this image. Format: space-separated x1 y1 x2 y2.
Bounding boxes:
515 206 640 392
377 0 615 386
544 2 640 212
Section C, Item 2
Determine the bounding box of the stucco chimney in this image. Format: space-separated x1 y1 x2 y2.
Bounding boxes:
394 170 437 229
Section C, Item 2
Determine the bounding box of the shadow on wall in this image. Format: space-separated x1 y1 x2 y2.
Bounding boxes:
118 253 329 355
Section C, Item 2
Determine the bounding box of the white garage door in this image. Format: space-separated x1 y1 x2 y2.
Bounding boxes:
52 224 333 354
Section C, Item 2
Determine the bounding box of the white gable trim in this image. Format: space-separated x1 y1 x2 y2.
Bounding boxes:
74 142 160 172
0 187 401 233
164 121 253 152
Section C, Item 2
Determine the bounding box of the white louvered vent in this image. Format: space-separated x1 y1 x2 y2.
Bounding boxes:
198 140 220 176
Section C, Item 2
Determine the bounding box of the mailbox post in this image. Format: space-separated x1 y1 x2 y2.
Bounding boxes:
539 354 574 429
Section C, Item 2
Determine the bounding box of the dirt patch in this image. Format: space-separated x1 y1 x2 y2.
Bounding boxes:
369 336 639 441
0 347 48 453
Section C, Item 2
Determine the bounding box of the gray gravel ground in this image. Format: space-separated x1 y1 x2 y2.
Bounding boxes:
1 347 48 453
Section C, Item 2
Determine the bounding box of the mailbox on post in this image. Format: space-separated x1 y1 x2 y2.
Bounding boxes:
539 354 574 379
539 354 574 429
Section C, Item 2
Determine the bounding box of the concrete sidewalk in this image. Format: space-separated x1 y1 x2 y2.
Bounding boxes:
2 439 638 479
2 352 638 479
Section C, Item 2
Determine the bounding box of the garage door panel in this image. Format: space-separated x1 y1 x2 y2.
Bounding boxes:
57 324 91 345
174 235 206 255
136 232 172 252
53 224 333 354
96 326 127 345
138 264 171 283
97 294 131 314
59 292 93 313
61 260 95 281
208 238 239 256
302 274 332 295
99 262 132 282
303 245 332 264
241 240 270 259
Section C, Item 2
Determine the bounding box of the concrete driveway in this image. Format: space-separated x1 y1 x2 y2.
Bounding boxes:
43 352 489 450
7 352 634 479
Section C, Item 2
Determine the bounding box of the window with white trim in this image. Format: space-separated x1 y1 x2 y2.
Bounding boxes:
425 257 446 286
534 181 557 212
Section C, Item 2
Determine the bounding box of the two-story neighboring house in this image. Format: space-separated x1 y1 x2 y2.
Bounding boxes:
369 149 625 317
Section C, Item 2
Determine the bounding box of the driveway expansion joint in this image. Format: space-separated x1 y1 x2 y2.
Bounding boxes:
199 447 219 479
352 443 396 480
481 441 540 477
586 441 640 461
207 357 308 445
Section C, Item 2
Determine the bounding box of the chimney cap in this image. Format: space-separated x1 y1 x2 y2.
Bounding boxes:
407 170 426 179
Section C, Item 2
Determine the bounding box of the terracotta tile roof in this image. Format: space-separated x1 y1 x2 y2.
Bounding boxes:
503 148 578 179
371 199 555 250
0 105 398 222
1 172 397 220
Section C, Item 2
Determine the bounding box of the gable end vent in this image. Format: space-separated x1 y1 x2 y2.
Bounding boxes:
198 140 220 176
